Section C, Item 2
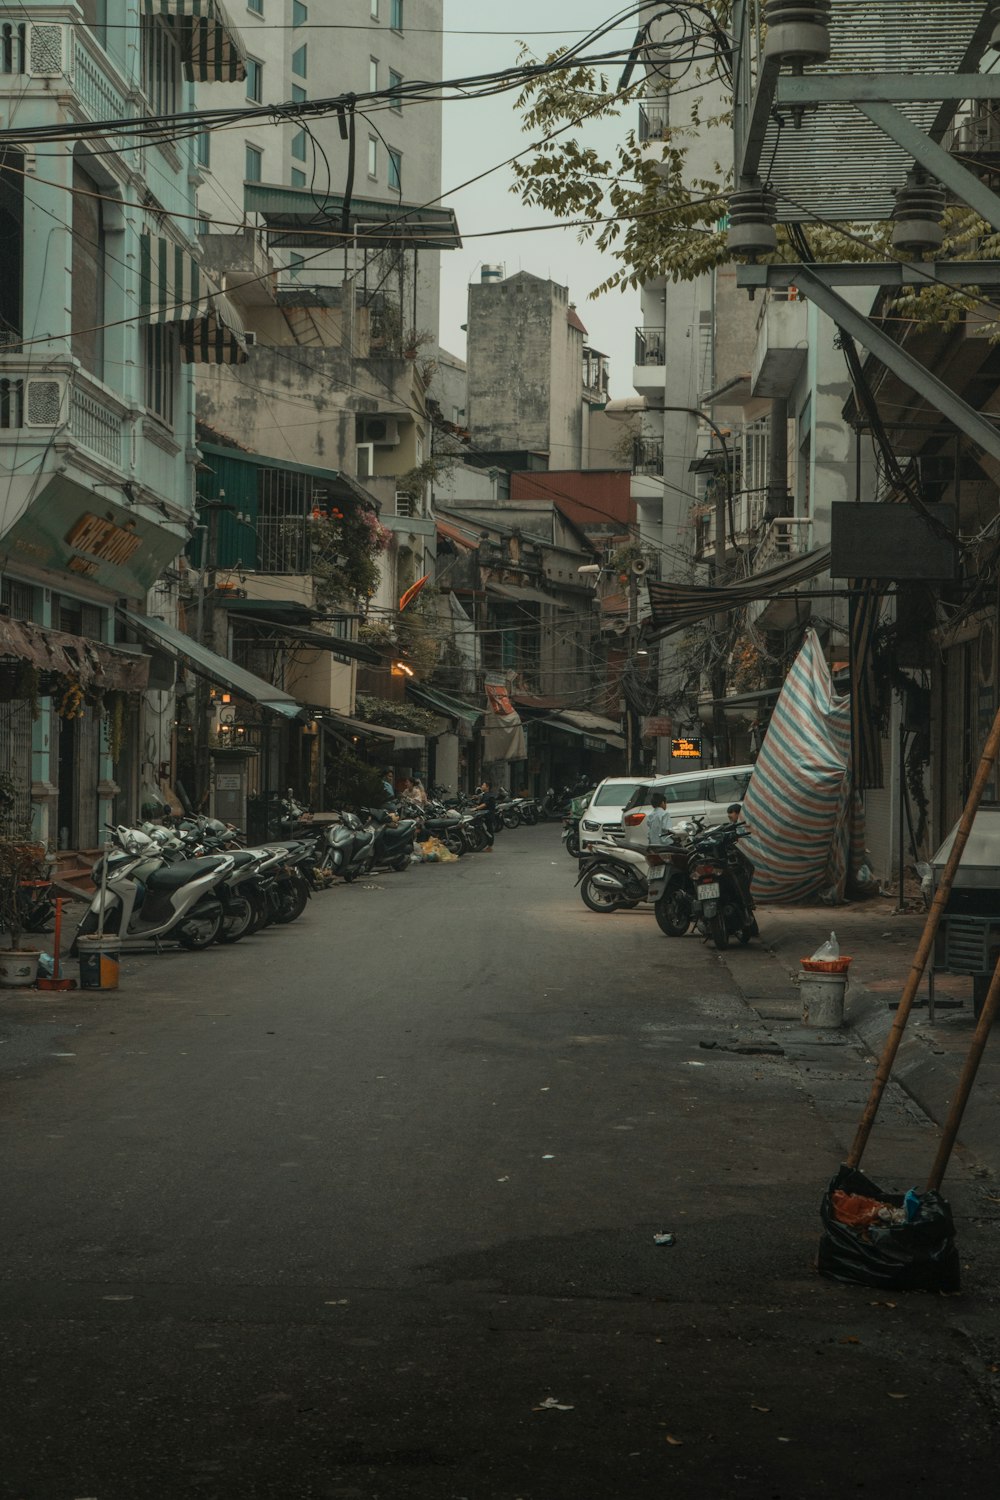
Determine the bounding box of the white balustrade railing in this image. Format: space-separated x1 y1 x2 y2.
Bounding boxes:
753 515 812 572
69 378 125 468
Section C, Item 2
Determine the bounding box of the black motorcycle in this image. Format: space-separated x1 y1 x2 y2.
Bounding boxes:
687 823 757 950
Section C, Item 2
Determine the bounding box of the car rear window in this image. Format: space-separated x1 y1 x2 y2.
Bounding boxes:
708 772 752 803
593 782 645 808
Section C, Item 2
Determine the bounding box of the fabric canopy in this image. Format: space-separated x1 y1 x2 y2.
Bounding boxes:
140 234 248 365
0 618 149 693
321 709 424 753
645 546 832 638
226 615 380 666
144 0 247 82
406 682 482 735
122 611 304 717
487 580 569 610
541 714 625 754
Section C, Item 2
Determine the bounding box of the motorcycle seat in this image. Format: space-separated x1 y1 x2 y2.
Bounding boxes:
145 856 230 890
228 851 258 868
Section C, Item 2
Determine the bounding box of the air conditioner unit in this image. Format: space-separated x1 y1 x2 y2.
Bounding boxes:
361 415 401 447
356 442 375 479
27 22 65 78
243 331 258 347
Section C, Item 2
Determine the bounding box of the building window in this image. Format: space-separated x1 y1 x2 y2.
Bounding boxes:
257 467 311 573
195 131 211 167
246 56 263 103
368 136 377 177
245 143 263 181
72 160 107 381
291 42 307 76
387 148 401 192
141 18 180 119
196 214 210 236
144 324 177 428
291 83 306 104
390 0 403 32
248 0 263 13
288 253 305 279
291 129 307 162
292 1 307 25
0 150 24 346
81 0 107 48
370 0 379 19
369 56 378 91
388 67 402 109
291 168 306 187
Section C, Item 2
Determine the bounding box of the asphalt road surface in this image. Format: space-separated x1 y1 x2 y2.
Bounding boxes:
1 826 999 1498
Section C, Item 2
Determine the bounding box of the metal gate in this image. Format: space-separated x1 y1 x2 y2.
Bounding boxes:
0 698 33 828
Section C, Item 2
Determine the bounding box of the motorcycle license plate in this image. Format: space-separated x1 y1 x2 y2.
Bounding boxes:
697 882 720 900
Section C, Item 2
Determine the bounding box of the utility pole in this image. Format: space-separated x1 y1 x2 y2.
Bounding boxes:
711 464 731 766
625 566 642 773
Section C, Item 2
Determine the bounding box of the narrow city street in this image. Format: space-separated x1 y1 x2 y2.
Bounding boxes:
2 827 999 1499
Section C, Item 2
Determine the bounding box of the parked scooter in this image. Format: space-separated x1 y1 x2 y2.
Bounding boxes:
574 839 651 912
322 812 377 882
72 827 236 951
687 822 757 949
362 807 418 871
562 789 594 859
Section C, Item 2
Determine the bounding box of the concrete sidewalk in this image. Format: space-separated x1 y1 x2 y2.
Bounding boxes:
722 897 1000 1185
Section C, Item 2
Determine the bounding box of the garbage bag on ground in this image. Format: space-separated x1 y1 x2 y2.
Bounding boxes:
818 1164 960 1293
416 836 458 864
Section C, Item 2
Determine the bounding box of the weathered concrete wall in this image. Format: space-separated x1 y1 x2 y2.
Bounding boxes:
549 293 584 468
467 272 555 455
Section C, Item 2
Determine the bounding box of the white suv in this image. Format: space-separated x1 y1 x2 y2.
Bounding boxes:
579 776 661 852
620 766 754 849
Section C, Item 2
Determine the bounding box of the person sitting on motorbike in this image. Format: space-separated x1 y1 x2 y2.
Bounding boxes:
644 791 672 864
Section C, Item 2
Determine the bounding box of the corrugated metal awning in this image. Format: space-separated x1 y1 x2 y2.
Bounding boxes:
0 618 149 693
140 234 248 365
144 0 247 83
244 183 462 250
487 581 569 610
122 611 304 717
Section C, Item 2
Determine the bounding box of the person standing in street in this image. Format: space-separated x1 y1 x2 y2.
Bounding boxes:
645 790 672 848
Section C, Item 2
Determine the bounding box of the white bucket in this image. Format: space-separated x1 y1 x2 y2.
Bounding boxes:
801 968 848 1028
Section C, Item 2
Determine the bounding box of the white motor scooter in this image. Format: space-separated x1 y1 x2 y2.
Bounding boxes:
72 827 236 952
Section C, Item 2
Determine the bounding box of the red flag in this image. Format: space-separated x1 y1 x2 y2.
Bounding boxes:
398 574 429 612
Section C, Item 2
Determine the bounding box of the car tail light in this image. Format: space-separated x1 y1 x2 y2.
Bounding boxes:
623 812 647 827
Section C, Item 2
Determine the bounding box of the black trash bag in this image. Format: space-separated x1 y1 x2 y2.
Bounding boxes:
818 1164 960 1293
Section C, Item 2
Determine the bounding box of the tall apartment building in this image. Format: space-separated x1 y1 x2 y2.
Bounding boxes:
0 1 247 846
196 0 444 343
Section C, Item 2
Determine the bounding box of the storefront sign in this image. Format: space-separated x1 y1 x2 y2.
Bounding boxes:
583 735 605 752
66 513 143 575
671 736 703 759
643 716 673 738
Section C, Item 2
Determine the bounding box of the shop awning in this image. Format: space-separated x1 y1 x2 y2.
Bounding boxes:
487 581 569 610
244 182 462 251
540 711 625 754
646 546 832 638
0 618 149 692
121 611 304 718
140 234 249 365
226 615 381 665
406 682 483 734
143 0 247 82
321 709 424 753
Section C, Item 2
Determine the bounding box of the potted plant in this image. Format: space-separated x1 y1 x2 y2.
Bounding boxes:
0 771 42 987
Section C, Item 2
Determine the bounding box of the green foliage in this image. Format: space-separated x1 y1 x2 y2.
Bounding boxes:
0 771 38 952
354 693 438 735
309 507 392 610
324 747 389 812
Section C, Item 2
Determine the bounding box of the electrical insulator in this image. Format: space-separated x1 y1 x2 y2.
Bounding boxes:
762 0 832 68
891 172 947 255
727 183 778 260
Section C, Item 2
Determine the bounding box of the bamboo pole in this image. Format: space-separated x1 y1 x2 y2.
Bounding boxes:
926 953 1000 1191
846 700 1000 1170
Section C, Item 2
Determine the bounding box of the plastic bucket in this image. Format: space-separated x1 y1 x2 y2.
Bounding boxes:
801 967 848 1028
77 935 121 992
0 951 40 988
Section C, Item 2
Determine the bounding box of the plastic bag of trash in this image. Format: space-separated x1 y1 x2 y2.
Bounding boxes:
419 836 458 864
818 1165 960 1292
810 932 840 961
915 861 933 910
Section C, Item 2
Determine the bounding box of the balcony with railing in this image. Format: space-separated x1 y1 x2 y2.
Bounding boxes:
632 437 664 476
633 325 667 396
751 289 808 400
752 515 812 573
70 375 128 470
637 97 670 143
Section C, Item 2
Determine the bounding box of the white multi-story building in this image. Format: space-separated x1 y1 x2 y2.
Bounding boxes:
195 0 444 342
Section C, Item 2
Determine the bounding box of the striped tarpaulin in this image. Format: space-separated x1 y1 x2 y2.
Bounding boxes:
140 233 248 365
741 627 865 904
144 0 247 83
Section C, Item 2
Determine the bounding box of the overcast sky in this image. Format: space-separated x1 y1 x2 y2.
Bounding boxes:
439 1 640 393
